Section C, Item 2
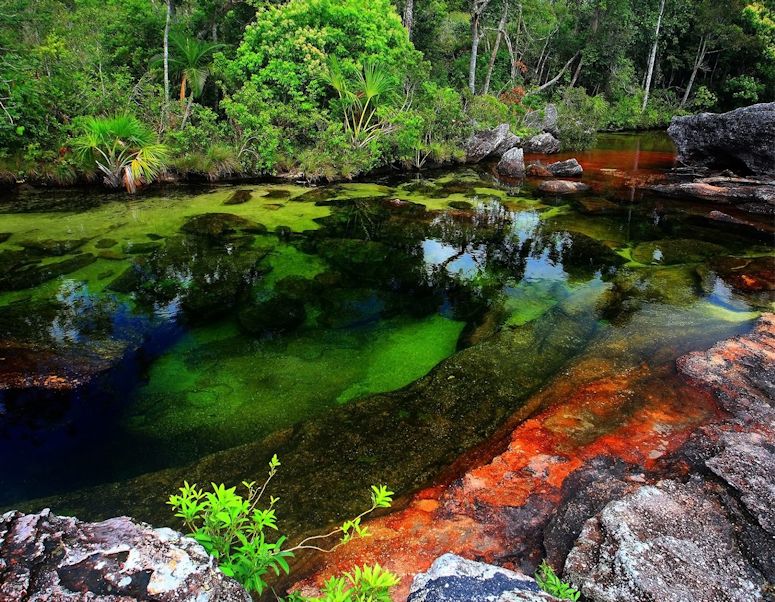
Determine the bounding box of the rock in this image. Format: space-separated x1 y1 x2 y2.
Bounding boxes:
526 162 553 177
0 509 250 601
537 180 590 195
0 253 97 291
546 158 583 177
708 255 775 293
650 178 775 213
408 554 561 602
630 239 725 265
17 238 89 256
564 479 767 602
497 147 525 178
676 313 775 421
0 233 11 243
448 200 474 210
466 124 519 163
523 104 558 137
122 241 162 254
523 133 561 155
224 189 253 205
180 213 266 238
262 189 292 199
95 238 118 249
667 103 775 176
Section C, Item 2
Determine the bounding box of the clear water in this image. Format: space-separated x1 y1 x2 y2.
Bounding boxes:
0 133 771 535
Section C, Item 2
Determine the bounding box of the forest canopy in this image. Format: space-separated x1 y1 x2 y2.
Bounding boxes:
0 0 773 186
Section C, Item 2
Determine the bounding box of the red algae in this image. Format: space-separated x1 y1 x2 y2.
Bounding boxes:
293 355 723 601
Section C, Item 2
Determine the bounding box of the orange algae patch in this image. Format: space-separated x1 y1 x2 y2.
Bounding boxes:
292 358 722 601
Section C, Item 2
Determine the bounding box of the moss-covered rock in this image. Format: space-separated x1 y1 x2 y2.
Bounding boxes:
631 239 726 265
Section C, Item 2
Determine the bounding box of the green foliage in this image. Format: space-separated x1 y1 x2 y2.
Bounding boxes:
168 454 397 597
724 74 765 106
692 85 718 111
535 560 580 601
466 94 514 129
555 88 608 150
71 114 169 192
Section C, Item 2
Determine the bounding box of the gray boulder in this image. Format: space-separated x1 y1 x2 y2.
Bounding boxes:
0 509 250 601
667 102 775 176
523 104 559 136
524 133 561 154
409 554 561 602
546 158 583 177
465 124 519 162
538 180 590 194
497 147 525 178
564 480 767 602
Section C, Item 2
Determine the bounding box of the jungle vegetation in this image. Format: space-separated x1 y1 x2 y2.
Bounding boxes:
0 0 773 187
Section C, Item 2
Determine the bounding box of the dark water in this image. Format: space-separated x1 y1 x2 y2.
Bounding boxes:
0 133 771 528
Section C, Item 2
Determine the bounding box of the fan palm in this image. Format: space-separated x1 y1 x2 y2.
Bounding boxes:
72 115 169 193
323 59 396 147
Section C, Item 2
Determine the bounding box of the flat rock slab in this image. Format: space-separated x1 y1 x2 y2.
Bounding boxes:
0 509 250 601
409 554 560 602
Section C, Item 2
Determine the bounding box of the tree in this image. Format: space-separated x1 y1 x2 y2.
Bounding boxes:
642 0 666 110
72 115 169 192
469 0 494 93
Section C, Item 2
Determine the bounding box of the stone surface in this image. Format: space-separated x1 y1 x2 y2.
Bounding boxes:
667 103 775 176
0 509 250 601
565 479 767 602
465 124 519 163
651 177 775 214
523 133 561 155
524 104 559 137
497 147 526 178
537 180 590 194
526 162 553 177
408 554 560 602
545 158 583 177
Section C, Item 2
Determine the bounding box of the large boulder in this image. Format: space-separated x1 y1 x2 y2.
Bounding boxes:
408 554 561 602
564 480 767 602
546 158 583 177
497 147 525 178
523 133 561 154
667 103 775 176
465 124 520 162
524 104 559 136
0 509 250 601
538 180 590 195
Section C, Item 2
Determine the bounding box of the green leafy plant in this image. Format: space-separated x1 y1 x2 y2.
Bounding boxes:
71 114 169 192
535 560 580 601
168 454 397 597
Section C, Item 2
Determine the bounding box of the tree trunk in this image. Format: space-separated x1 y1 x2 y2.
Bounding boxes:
180 94 195 129
163 0 172 104
469 13 481 93
482 1 508 95
180 76 187 101
531 51 580 94
403 0 414 39
642 0 666 111
680 36 707 108
569 54 583 87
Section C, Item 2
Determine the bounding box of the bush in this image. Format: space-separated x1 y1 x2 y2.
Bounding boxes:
555 87 609 150
465 93 514 129
168 454 398 598
723 75 764 107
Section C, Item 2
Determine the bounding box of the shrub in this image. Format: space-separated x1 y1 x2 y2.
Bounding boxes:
555 87 608 150
466 93 514 129
168 454 398 598
692 85 718 111
535 560 580 601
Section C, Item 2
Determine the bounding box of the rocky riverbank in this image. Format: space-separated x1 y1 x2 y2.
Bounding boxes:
295 313 775 601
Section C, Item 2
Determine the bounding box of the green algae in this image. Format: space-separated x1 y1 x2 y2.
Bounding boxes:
123 314 465 455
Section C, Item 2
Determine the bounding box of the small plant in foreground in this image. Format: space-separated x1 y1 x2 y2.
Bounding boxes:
168 454 397 599
535 560 580 601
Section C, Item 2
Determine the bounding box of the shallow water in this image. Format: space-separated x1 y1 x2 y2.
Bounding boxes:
0 133 772 530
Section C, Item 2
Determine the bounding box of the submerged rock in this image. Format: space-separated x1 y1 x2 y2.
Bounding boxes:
545 158 583 177
409 554 560 602
237 294 306 335
0 253 97 291
497 147 526 178
180 213 266 238
224 189 253 205
564 479 767 602
17 238 89 256
0 233 11 243
668 103 775 176
523 133 561 155
466 124 519 163
0 509 250 601
631 239 724 265
538 180 590 195
650 177 775 214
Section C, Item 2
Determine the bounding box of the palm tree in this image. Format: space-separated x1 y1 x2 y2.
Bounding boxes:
72 115 169 193
323 59 396 147
154 33 223 128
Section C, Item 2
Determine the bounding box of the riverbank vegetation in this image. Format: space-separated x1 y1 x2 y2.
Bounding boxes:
0 0 773 187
